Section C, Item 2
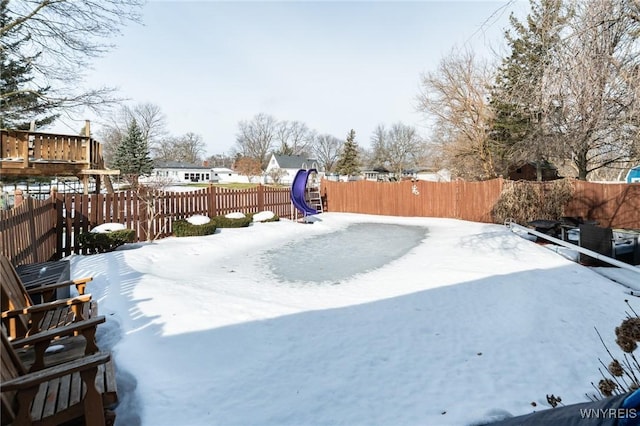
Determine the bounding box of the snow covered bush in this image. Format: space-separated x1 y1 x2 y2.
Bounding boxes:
187 215 211 225
225 212 246 219
250 211 279 223
173 219 217 237
78 228 136 253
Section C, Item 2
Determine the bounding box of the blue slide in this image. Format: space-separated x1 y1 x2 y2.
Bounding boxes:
290 169 318 216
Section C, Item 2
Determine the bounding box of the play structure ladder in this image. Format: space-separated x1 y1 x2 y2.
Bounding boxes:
306 187 323 213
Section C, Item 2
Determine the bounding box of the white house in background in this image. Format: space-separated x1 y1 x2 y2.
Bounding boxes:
264 154 320 185
415 168 451 182
140 161 214 185
211 167 249 184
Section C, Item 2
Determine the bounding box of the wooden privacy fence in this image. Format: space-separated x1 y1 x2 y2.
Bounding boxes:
566 180 640 229
0 197 57 266
322 178 640 228
321 179 504 223
3 179 639 266
1 185 293 265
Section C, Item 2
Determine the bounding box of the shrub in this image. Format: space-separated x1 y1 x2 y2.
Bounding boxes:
78 229 136 254
172 219 218 237
212 215 252 228
492 179 573 225
589 300 640 401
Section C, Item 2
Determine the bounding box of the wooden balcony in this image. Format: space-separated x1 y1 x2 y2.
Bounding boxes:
0 128 118 193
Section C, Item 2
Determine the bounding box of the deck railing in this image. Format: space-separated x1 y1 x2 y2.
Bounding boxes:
0 129 101 169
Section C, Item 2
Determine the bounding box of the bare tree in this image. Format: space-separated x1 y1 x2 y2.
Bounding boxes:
235 113 277 169
366 123 424 176
417 49 497 180
1 0 143 119
98 103 169 166
206 153 235 168
267 168 287 185
550 0 640 180
490 0 640 180
311 134 343 172
275 120 314 156
369 124 388 168
384 123 424 177
137 177 174 242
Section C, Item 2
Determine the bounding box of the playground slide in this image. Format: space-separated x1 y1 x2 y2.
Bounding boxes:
290 169 318 216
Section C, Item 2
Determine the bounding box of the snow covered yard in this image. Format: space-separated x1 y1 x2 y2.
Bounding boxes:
68 213 638 426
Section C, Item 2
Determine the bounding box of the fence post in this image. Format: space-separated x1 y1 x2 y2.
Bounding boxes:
53 190 64 260
26 198 38 263
208 184 217 217
14 189 24 207
257 184 264 212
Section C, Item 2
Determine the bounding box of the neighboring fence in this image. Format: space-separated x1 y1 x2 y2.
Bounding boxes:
1 185 293 265
321 179 504 223
566 180 640 229
322 178 640 228
0 197 57 265
3 179 639 266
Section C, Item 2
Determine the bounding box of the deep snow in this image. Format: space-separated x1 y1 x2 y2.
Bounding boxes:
66 213 640 426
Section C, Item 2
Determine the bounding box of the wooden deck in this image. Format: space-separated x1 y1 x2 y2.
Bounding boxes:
0 127 118 194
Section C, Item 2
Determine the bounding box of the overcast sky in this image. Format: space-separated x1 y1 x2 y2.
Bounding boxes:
53 0 527 157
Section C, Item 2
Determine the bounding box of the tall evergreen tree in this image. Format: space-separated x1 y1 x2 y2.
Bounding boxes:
0 0 57 129
335 129 360 176
489 0 569 180
112 120 154 189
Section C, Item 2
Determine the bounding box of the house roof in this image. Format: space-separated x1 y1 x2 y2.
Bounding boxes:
272 154 317 169
212 167 235 173
154 161 209 170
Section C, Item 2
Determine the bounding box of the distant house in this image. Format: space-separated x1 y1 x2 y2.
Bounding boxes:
264 154 320 185
508 161 560 181
211 167 249 184
415 168 451 182
626 166 640 183
141 161 213 185
362 166 391 182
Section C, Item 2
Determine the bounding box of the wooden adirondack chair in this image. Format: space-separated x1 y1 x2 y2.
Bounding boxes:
1 329 117 426
1 255 92 304
11 315 107 373
1 255 98 339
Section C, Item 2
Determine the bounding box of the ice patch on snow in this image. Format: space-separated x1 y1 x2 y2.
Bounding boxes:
264 223 427 284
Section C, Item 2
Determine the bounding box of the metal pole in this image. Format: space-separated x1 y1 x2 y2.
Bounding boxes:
506 220 640 275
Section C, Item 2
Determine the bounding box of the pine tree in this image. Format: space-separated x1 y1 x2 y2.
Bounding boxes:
335 129 360 176
0 0 58 129
489 0 569 180
112 120 154 189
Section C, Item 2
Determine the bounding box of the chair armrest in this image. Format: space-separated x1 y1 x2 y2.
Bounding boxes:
27 276 93 296
0 352 110 392
10 316 106 348
1 294 92 319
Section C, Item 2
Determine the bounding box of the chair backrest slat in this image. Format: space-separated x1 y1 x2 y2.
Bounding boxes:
1 329 26 424
1 255 34 338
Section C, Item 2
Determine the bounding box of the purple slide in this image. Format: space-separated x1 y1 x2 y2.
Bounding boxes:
290 169 318 216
